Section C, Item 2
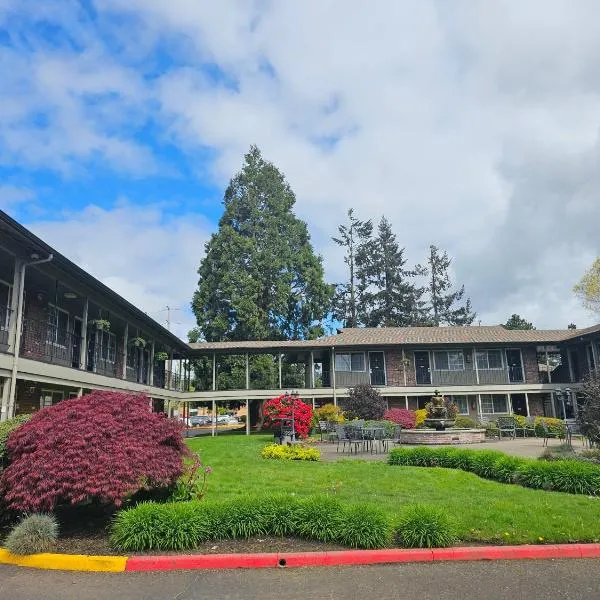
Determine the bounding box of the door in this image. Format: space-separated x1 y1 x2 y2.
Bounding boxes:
511 393 527 416
569 350 581 382
506 349 524 383
369 352 386 386
414 351 431 385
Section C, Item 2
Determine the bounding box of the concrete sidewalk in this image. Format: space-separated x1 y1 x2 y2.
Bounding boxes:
317 436 579 461
2 559 599 600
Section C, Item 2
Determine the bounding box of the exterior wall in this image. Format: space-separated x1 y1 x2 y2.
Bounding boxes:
522 347 539 384
14 380 79 415
527 393 545 417
385 350 405 387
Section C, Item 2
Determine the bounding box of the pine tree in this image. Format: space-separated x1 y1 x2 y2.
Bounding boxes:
192 146 332 342
357 216 428 327
426 245 476 326
331 209 373 327
503 314 535 330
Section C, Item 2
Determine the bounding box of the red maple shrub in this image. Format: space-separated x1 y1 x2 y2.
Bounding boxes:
384 408 416 429
0 391 188 512
263 394 313 439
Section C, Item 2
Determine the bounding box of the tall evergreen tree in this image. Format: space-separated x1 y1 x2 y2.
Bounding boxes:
331 209 373 327
191 146 332 342
426 245 476 326
357 216 427 327
503 314 535 330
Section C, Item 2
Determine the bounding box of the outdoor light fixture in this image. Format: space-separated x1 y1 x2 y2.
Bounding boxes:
64 292 78 299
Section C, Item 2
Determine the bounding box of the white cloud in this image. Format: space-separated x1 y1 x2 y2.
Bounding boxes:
4 0 600 329
27 203 212 340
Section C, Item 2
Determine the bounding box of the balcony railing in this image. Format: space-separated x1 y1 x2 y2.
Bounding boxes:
0 305 11 349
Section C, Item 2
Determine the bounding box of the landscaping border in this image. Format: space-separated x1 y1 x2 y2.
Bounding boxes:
2 544 600 572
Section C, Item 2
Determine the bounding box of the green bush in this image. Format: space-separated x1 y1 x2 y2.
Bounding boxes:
534 417 566 438
261 443 320 461
389 447 600 495
0 414 31 467
453 416 479 429
365 420 396 438
394 505 456 548
5 513 58 555
580 449 600 464
110 495 393 551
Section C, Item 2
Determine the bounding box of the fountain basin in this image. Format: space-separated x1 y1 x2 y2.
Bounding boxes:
399 428 486 445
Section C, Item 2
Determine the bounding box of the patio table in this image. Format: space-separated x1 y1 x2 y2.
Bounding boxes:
361 427 386 454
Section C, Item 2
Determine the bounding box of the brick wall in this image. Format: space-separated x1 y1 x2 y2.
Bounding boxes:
385 350 404 386
527 393 545 416
521 346 539 384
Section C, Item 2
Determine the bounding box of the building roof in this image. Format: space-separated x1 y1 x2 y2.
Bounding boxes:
188 324 600 353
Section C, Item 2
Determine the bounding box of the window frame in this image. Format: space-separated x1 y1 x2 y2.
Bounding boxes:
476 349 504 371
451 395 469 415
480 394 509 414
99 330 117 364
335 352 366 372
433 350 465 372
47 303 70 348
0 279 12 330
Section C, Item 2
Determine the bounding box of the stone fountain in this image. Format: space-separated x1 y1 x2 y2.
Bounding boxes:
423 390 456 431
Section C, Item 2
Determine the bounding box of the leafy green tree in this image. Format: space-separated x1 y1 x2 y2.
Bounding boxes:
331 209 373 327
574 257 600 315
343 384 386 420
425 245 475 326
503 314 535 330
192 145 332 342
356 216 427 327
568 323 577 330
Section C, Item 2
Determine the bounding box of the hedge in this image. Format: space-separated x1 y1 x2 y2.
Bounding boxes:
388 447 600 495
111 495 393 551
261 444 320 461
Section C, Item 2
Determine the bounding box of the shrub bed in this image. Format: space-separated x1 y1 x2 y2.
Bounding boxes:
0 414 31 468
261 444 320 461
388 447 600 495
383 409 416 429
110 496 394 551
533 417 566 438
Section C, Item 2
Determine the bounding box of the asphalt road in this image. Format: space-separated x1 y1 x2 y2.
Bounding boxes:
1 560 599 600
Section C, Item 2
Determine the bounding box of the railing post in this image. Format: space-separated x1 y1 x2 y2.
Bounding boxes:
473 348 480 385
278 353 282 389
245 352 249 390
149 340 154 386
212 353 216 391
331 347 337 406
80 298 88 370
7 257 22 355
525 392 530 417
122 323 128 379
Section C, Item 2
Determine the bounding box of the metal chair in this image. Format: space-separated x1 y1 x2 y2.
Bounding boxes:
382 425 402 452
541 419 564 447
515 416 536 438
343 425 365 454
318 420 329 442
335 424 349 453
497 416 517 440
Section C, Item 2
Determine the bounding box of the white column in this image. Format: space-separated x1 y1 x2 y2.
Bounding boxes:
473 348 480 385
308 351 315 388
80 298 89 370
550 392 557 418
149 340 155 386
477 394 483 419
405 395 409 410
507 393 513 415
1 378 10 420
331 348 337 406
246 399 250 436
212 353 216 391
6 257 22 354
546 349 552 384
524 392 531 417
122 323 129 380
211 399 216 437
278 353 282 389
245 352 249 390
77 388 83 398
312 397 316 410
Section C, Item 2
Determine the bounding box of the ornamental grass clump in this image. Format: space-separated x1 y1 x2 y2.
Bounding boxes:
0 391 189 512
5 514 58 555
395 505 457 549
337 504 392 549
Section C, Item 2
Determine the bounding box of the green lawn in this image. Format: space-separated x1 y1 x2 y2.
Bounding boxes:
186 434 600 545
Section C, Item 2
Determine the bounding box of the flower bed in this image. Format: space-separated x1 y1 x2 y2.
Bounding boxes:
261 444 320 461
389 447 600 495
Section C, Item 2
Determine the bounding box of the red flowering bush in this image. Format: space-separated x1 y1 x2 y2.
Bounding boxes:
0 391 188 512
384 409 416 429
263 394 313 439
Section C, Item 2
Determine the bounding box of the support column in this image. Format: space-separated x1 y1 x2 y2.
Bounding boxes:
477 394 483 419
309 351 315 388
402 348 407 386
473 348 480 385
331 348 337 406
525 392 531 417
122 323 129 379
405 395 409 410
168 350 174 389
149 340 155 386
1 378 10 420
6 258 22 354
80 298 89 370
246 399 250 436
546 349 552 383
507 393 513 415
77 388 83 398
312 397 316 411
212 353 216 391
550 392 557 418
591 343 600 374
245 352 249 390
211 399 216 437
567 350 575 383
278 353 282 389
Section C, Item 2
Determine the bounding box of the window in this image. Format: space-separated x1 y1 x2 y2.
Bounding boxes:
47 304 69 346
335 352 365 372
0 280 11 329
433 351 464 371
452 395 469 415
480 394 508 414
476 350 503 370
99 330 117 363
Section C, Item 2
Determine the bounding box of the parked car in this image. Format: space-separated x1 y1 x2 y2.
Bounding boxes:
189 416 211 427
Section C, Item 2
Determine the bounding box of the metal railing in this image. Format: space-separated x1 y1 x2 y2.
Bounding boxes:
0 305 11 348
20 316 82 368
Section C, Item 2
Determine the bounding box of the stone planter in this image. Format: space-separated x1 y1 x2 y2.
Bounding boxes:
399 428 486 445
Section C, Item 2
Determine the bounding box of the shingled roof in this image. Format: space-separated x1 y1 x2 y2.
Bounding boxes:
188 324 600 353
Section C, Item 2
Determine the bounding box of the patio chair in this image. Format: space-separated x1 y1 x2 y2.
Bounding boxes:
335 424 349 453
540 419 564 447
515 416 536 438
382 425 402 452
565 422 588 448
343 425 365 454
318 420 329 442
497 416 517 440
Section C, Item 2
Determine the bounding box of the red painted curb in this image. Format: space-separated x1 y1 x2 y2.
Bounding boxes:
124 544 600 571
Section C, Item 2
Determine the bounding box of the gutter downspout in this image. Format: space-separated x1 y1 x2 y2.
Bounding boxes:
4 253 54 421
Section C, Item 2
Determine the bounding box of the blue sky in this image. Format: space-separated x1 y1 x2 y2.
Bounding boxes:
1 0 599 339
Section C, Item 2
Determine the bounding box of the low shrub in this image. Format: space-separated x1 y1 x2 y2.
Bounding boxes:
453 416 479 429
5 514 58 555
365 420 396 438
263 394 313 439
580 449 600 464
110 495 393 551
539 445 577 462
414 409 427 428
534 417 566 438
384 409 416 429
394 505 456 548
314 404 344 424
261 443 320 461
0 414 31 468
170 454 212 502
389 447 600 495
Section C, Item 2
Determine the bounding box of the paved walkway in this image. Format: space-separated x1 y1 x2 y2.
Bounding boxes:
317 436 579 461
2 560 599 600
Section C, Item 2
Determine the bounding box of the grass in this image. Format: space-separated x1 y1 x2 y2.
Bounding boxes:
187 434 600 545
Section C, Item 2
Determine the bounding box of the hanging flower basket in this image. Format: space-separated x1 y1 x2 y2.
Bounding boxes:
90 319 111 331
154 351 169 362
131 337 147 348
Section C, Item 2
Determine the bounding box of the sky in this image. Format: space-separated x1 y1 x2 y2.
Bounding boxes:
1 0 599 340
